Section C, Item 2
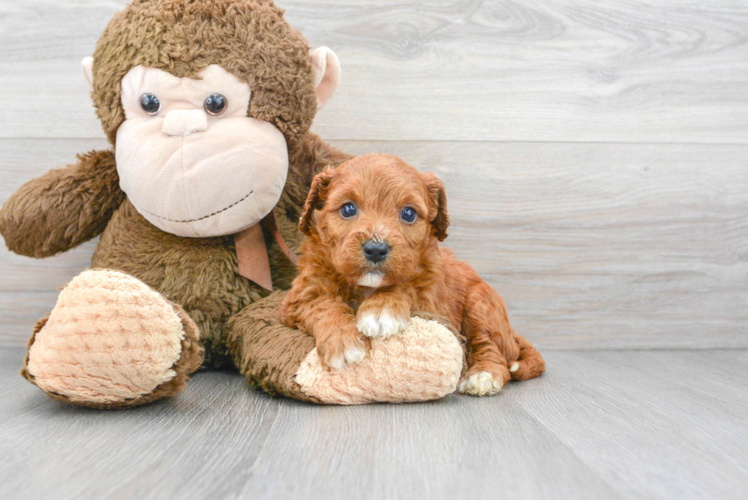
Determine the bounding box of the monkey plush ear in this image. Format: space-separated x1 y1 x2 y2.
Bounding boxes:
423 173 450 241
310 47 340 110
82 56 94 88
299 166 339 235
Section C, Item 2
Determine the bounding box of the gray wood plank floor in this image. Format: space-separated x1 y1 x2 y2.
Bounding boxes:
1 347 746 500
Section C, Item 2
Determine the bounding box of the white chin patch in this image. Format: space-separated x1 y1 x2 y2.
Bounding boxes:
357 272 383 288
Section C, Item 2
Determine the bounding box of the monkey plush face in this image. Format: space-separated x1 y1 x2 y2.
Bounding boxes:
115 64 289 237
83 0 341 238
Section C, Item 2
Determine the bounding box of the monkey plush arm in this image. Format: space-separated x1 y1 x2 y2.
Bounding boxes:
0 149 125 258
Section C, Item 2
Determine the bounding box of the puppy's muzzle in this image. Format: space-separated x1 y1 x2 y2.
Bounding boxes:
363 240 390 264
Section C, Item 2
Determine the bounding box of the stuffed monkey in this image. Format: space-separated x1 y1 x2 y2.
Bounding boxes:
0 0 464 408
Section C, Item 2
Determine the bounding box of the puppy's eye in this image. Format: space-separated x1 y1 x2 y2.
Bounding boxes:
204 93 228 116
340 202 357 219
400 206 417 223
140 94 161 115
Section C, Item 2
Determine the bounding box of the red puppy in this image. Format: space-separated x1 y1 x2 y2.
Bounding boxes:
281 154 545 396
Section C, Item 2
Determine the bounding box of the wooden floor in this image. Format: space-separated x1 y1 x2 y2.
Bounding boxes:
1 0 747 499
1 347 746 500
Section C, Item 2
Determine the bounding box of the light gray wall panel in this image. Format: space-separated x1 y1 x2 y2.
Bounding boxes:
2 139 745 349
0 1 746 143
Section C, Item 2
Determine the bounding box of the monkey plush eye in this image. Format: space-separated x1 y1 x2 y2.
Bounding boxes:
140 94 161 115
204 93 228 116
400 207 417 223
340 202 357 219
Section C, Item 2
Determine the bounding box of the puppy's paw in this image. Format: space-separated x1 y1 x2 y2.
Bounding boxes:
458 371 504 397
325 344 366 371
356 310 409 339
317 330 368 371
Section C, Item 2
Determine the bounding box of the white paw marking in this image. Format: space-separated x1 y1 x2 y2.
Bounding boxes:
356 311 408 339
509 362 520 373
357 272 383 288
324 345 366 371
344 345 366 364
458 371 503 397
326 355 345 371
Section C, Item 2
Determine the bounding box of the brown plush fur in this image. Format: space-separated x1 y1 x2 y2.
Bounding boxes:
0 0 351 405
281 154 545 385
0 150 124 258
226 291 322 402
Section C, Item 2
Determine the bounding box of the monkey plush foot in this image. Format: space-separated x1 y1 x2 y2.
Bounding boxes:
228 293 465 405
296 316 464 404
22 269 203 409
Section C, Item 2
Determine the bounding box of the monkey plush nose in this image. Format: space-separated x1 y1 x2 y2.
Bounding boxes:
162 109 209 137
363 240 390 264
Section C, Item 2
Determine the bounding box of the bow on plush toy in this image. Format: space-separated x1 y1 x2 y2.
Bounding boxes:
0 0 465 408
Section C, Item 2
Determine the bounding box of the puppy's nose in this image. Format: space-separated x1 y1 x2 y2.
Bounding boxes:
363 240 390 264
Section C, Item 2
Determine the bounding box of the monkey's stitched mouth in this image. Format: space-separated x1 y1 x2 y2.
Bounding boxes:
135 190 255 223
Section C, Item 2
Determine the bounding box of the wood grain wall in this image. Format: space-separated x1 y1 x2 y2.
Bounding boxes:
1 0 746 349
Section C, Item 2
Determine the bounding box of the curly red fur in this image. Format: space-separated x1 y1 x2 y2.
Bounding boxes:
281 154 545 385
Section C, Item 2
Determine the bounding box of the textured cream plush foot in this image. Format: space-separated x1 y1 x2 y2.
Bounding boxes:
26 269 188 405
295 317 463 404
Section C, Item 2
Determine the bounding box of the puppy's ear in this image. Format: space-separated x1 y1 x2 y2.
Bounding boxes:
299 166 338 235
423 173 450 241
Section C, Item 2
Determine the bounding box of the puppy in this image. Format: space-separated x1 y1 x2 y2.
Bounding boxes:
280 154 545 396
